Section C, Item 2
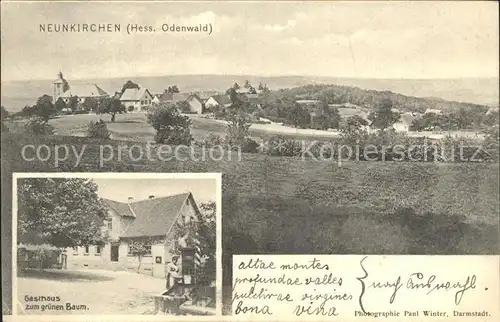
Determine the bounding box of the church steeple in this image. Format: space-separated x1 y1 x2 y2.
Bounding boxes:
53 72 64 102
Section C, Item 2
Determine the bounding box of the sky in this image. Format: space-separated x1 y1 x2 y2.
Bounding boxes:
93 178 217 204
1 1 498 81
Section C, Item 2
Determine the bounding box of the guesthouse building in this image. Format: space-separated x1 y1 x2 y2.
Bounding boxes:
65 192 202 278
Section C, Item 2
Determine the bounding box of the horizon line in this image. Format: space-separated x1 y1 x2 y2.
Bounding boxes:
3 73 499 83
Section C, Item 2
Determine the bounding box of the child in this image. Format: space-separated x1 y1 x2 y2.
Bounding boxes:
165 255 181 290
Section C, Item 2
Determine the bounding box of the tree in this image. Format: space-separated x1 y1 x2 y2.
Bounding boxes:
33 94 57 122
127 238 156 273
1 105 9 121
58 71 70 92
225 107 252 146
287 102 311 128
82 98 98 113
54 98 67 113
1 105 9 132
170 85 180 94
121 80 140 93
17 178 107 249
368 97 400 131
340 115 369 137
68 96 79 112
99 97 122 121
248 86 257 95
313 101 340 130
147 103 193 145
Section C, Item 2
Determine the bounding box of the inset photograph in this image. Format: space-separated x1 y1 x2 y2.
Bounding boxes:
14 173 220 316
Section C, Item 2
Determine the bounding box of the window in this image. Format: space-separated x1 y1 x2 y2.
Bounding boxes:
107 221 112 230
95 246 101 255
73 247 78 255
84 246 90 255
128 242 152 257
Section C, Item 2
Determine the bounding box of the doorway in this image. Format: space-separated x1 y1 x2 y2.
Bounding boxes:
110 245 119 262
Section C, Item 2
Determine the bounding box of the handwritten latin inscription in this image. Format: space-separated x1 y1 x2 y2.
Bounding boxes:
233 257 351 316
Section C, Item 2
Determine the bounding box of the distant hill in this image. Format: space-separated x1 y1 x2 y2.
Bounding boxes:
1 75 498 112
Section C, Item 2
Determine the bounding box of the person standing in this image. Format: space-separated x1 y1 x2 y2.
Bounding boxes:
165 255 181 290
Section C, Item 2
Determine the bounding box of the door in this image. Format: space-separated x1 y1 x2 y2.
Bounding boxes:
110 245 119 262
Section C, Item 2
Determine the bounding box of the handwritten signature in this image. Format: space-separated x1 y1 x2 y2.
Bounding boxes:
357 256 477 313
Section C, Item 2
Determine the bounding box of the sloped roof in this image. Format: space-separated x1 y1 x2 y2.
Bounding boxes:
296 99 320 105
187 94 203 103
120 88 150 101
425 108 443 114
398 113 422 125
208 94 232 106
106 192 196 238
172 93 191 102
194 90 220 100
486 107 499 115
60 84 108 98
102 198 136 218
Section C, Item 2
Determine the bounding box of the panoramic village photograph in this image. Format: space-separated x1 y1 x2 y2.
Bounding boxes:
1 1 498 316
15 174 218 315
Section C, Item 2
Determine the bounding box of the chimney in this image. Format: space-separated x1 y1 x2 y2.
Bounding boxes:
149 195 155 199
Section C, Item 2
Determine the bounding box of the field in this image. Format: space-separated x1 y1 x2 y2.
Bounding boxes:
2 132 499 313
6 112 345 142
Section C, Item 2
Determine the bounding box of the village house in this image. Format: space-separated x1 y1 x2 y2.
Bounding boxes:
65 192 202 278
392 113 421 132
120 87 154 112
152 94 161 105
171 93 192 103
185 94 204 114
486 106 499 116
424 108 443 115
205 94 232 109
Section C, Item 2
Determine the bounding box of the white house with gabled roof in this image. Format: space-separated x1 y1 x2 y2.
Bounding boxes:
120 87 154 112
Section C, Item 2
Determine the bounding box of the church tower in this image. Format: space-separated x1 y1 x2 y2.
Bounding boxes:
53 72 64 102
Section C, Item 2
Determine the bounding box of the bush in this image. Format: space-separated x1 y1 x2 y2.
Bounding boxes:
18 244 61 270
225 110 251 146
214 108 226 120
241 137 260 153
24 118 55 135
127 105 135 112
87 120 111 139
148 104 193 145
198 133 224 147
266 135 302 156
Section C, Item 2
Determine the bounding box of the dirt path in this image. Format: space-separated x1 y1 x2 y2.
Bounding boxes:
17 269 165 315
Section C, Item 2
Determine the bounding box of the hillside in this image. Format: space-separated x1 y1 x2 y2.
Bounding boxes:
2 75 498 112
